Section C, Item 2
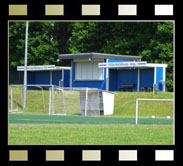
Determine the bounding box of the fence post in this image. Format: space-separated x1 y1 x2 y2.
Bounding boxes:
49 86 52 115
136 99 138 125
11 86 13 112
52 85 54 114
85 88 88 116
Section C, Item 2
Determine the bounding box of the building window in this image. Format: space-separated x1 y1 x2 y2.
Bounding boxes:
75 62 104 80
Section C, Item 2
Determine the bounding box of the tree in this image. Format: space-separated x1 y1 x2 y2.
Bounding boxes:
69 22 174 91
9 22 60 70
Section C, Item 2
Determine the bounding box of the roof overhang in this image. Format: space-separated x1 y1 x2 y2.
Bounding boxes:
58 53 142 61
17 65 71 71
98 61 168 69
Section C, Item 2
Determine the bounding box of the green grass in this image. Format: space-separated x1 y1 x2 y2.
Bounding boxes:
113 91 173 118
9 124 173 145
8 88 174 145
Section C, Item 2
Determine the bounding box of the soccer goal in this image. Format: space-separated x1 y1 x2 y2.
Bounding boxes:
136 98 174 125
9 85 106 116
9 84 52 114
50 87 102 116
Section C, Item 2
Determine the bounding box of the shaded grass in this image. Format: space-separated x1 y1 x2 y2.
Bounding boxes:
9 124 173 145
9 114 173 125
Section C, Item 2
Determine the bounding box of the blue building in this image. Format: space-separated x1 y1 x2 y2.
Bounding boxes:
58 53 167 92
17 65 71 87
17 53 167 92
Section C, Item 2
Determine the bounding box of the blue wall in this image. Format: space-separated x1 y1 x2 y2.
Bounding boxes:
156 67 164 92
72 61 106 90
27 72 35 84
109 69 118 91
28 71 50 85
108 59 134 63
27 70 70 87
109 68 156 92
116 69 138 91
64 70 70 87
52 71 62 86
140 68 154 88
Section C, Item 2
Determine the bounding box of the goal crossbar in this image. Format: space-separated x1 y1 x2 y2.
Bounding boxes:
136 98 174 125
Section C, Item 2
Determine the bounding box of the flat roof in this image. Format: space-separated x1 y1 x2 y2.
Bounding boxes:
17 65 71 71
58 53 141 61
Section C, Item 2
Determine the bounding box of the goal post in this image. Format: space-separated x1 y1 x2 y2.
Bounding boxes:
9 85 104 116
136 98 174 125
9 84 52 114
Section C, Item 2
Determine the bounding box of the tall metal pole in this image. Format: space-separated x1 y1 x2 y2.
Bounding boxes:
23 21 29 111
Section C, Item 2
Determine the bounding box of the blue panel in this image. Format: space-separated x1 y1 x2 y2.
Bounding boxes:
52 71 62 86
117 69 138 91
156 67 163 92
140 68 154 88
108 59 134 62
109 69 118 91
27 72 35 84
64 70 70 87
72 61 106 90
34 71 50 85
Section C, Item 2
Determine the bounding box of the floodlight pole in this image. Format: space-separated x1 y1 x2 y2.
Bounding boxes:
23 21 29 112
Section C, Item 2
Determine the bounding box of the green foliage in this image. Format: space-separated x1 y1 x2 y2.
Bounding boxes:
9 22 59 69
9 22 174 91
68 22 174 91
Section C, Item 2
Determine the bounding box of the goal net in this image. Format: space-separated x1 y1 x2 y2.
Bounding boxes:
51 87 101 116
8 85 51 114
136 98 174 125
9 85 102 116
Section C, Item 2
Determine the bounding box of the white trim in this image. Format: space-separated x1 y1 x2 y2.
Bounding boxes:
99 61 147 68
154 67 156 84
98 61 167 69
17 65 71 71
62 69 64 82
146 63 168 68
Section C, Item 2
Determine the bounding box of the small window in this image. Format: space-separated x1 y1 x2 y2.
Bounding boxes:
75 62 104 80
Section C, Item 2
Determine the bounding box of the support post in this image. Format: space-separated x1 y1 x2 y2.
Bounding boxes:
136 99 138 125
106 59 109 91
137 68 140 92
153 67 157 96
50 71 52 85
11 86 13 111
62 69 64 87
52 85 54 114
49 87 52 115
85 88 88 116
23 21 29 112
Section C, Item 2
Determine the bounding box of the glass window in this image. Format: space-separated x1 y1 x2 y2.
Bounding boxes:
75 62 104 80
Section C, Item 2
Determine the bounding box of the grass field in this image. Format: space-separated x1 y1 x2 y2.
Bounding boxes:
9 124 173 145
8 88 174 145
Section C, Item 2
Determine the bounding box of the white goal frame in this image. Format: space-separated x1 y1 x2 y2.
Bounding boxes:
136 98 174 125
